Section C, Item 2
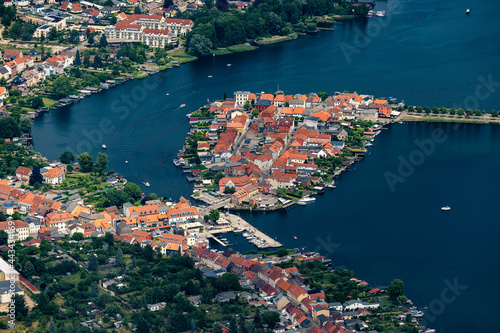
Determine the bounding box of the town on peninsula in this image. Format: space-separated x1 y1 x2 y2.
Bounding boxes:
0 0 496 332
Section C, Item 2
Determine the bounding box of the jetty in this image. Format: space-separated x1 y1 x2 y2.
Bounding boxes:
224 213 282 248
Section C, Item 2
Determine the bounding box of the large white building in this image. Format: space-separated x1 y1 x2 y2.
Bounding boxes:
104 14 193 48
0 220 29 242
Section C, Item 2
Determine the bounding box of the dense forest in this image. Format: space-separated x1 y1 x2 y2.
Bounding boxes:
185 0 369 56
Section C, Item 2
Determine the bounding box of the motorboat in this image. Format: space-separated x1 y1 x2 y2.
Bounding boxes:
298 197 316 204
296 201 306 206
102 144 106 149
143 181 150 187
466 8 470 15
365 142 373 147
375 11 386 17
227 64 231 67
125 161 128 164
180 104 186 108
166 93 169 96
441 206 451 211
208 75 213 78
294 236 297 240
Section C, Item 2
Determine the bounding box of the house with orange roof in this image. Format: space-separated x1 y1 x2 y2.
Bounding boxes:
374 98 388 105
280 107 293 116
45 211 73 232
288 284 309 302
15 166 31 182
42 167 65 185
125 205 159 218
160 233 187 253
292 107 305 117
166 205 198 224
260 105 279 119
273 94 286 107
0 220 29 241
70 3 83 13
260 93 274 101
116 12 127 21
267 170 297 189
378 104 392 118
0 87 8 100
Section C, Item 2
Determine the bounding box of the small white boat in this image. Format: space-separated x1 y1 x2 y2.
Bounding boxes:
466 8 470 15
102 144 106 149
208 75 213 78
441 206 451 211
298 197 316 204
294 236 297 240
143 181 150 187
166 93 169 96
365 142 373 147
180 104 186 108
296 201 306 206
375 11 386 17
125 161 128 164
227 64 231 67
399 121 403 124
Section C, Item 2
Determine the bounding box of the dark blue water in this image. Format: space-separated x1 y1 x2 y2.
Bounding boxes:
31 0 500 331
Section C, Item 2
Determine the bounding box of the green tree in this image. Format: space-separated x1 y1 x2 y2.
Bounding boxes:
0 231 8 246
251 109 259 117
48 27 58 40
88 253 98 270
48 321 56 333
59 151 75 164
71 232 84 241
254 308 262 328
224 186 236 193
52 75 73 98
124 182 142 200
262 311 280 328
19 116 32 133
77 152 94 172
94 152 108 173
243 100 251 110
88 32 95 45
68 29 80 44
99 34 108 48
91 282 99 297
23 261 35 277
29 166 43 186
134 5 142 14
74 49 81 66
0 117 21 138
189 34 213 57
93 55 103 68
12 294 28 319
387 279 405 300
116 247 123 266
229 317 238 333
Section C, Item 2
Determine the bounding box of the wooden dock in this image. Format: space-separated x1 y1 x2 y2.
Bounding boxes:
224 213 282 248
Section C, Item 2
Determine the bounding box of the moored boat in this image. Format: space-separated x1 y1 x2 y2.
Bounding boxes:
441 206 451 211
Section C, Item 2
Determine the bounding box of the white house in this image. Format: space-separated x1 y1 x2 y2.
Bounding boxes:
234 91 250 108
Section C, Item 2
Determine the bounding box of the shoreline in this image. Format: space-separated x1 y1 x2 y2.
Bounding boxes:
402 114 500 124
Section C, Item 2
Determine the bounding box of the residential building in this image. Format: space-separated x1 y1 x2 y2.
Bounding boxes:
0 220 29 242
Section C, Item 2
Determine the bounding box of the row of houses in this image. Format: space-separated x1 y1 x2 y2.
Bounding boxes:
192 246 382 331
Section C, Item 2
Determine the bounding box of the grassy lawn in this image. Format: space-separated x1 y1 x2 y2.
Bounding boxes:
255 33 298 45
228 44 257 52
169 49 198 63
42 97 58 107
402 115 498 124
60 271 82 284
